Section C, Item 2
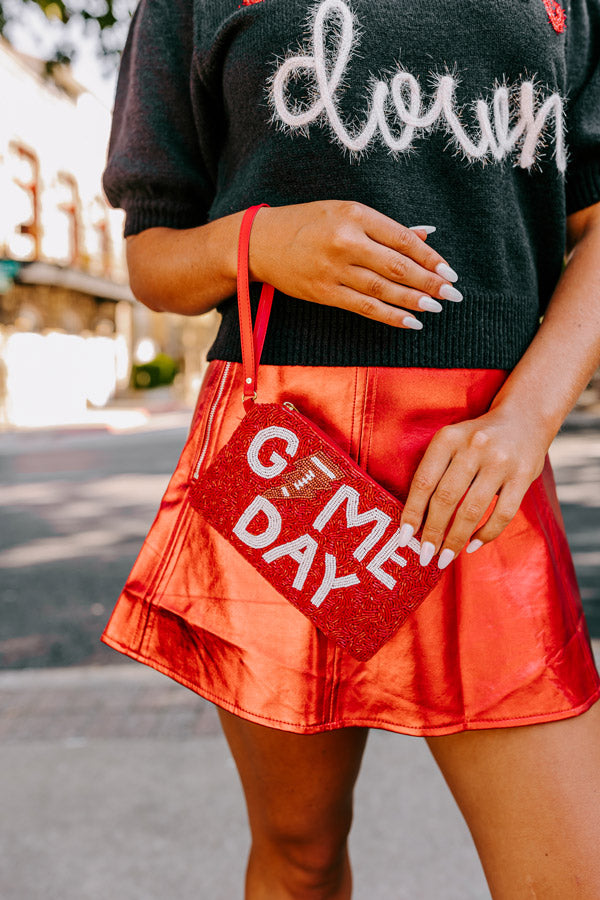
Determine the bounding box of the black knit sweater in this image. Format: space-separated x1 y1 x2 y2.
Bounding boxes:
102 0 600 369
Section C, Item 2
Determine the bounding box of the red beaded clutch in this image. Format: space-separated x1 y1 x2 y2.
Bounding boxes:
189 205 444 661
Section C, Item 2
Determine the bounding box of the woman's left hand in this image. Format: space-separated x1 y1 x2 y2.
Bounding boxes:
398 405 551 568
398 200 600 570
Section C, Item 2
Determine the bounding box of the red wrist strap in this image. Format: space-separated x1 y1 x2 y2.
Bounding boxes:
237 204 275 411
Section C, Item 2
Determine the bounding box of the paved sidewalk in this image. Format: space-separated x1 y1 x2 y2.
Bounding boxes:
0 662 493 900
0 384 195 436
2 646 600 900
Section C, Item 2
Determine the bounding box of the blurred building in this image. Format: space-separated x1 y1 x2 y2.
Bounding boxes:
0 37 217 427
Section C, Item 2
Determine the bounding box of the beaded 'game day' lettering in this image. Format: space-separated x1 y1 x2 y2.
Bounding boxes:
190 401 443 658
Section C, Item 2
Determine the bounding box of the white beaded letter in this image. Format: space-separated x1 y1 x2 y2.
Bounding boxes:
311 553 359 608
312 484 391 562
247 426 299 479
233 496 282 549
366 529 408 589
263 534 318 590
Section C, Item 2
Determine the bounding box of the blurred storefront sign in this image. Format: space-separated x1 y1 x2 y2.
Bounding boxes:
0 42 126 277
0 36 131 427
0 37 218 428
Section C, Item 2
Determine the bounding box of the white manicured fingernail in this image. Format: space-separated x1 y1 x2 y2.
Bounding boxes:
409 225 437 234
418 296 443 313
439 284 463 302
419 541 436 566
438 548 455 570
436 262 458 282
466 539 484 554
402 315 423 330
398 523 415 547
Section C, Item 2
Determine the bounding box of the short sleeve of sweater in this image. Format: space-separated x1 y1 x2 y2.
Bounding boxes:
102 0 216 237
565 0 600 214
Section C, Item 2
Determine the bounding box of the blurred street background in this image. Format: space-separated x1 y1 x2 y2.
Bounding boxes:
0 2 599 898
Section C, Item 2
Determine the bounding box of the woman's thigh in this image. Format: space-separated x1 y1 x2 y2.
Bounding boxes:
426 699 600 899
218 709 369 847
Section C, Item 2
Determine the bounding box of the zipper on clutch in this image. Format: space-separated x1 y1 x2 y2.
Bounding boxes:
193 361 233 479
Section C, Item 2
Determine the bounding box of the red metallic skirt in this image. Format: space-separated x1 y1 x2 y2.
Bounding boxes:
101 361 600 736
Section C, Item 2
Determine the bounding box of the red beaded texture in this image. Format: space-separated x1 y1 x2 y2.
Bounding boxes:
190 402 444 661
542 0 566 33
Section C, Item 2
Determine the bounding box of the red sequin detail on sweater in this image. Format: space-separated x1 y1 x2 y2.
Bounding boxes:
541 0 566 33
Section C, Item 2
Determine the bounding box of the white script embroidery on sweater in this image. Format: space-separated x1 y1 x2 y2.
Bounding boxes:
267 0 566 171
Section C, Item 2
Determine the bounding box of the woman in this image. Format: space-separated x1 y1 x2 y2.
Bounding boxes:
101 0 600 895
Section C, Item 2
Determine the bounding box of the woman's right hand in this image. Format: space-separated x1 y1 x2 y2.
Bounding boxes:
249 200 462 330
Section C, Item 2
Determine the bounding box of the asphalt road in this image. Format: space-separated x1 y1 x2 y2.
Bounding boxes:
0 415 191 669
1 410 599 669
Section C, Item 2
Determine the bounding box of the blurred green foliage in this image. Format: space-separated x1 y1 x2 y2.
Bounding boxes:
131 353 179 390
0 0 127 65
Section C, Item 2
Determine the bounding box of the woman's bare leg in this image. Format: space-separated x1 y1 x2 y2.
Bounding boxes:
426 699 600 899
218 709 368 900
